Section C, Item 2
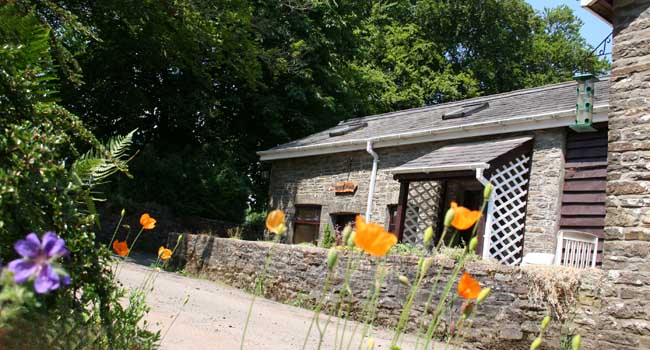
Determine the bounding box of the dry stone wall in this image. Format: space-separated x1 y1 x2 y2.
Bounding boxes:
171 234 623 350
602 1 650 349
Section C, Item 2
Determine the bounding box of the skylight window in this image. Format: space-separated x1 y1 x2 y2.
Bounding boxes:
442 102 489 120
329 122 367 137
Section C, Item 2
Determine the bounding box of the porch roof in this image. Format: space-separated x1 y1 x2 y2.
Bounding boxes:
391 136 533 175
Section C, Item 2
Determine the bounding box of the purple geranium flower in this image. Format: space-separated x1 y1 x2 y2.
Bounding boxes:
8 232 71 294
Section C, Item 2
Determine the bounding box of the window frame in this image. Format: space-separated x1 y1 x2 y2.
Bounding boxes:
292 204 322 244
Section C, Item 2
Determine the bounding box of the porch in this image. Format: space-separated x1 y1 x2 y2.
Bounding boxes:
391 137 534 266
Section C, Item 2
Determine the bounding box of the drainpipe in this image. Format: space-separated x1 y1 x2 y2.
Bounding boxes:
365 141 379 221
475 167 493 259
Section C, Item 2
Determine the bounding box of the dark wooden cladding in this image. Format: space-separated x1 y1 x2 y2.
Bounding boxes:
560 123 608 266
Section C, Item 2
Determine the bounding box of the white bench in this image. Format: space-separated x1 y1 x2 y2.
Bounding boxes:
555 230 599 268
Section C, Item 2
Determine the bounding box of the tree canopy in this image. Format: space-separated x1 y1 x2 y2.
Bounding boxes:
13 0 609 223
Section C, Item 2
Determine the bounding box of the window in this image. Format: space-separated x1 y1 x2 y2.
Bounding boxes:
442 102 489 120
293 205 321 244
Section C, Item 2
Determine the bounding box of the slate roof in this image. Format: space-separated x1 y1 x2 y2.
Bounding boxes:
260 78 609 158
391 136 533 174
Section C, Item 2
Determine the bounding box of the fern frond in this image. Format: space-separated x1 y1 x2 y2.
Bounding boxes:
72 129 137 185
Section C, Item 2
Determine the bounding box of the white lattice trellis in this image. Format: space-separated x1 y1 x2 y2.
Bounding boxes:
402 181 441 246
483 154 531 265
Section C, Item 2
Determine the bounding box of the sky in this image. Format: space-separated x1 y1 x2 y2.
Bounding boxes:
526 0 612 50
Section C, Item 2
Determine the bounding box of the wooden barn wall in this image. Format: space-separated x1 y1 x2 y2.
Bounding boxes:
559 123 608 265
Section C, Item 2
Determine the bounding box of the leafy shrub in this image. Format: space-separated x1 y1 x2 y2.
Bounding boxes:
321 224 335 248
0 5 157 349
242 209 267 241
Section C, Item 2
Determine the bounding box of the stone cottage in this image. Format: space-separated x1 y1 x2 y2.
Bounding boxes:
260 76 610 267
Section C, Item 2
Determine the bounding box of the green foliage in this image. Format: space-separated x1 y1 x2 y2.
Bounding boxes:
13 0 609 226
389 243 427 257
242 209 267 241
321 224 335 248
0 4 157 349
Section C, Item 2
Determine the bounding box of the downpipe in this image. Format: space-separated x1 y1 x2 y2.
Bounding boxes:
365 141 379 221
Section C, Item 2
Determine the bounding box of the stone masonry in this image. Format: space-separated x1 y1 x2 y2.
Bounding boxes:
523 129 567 255
601 1 650 349
269 129 565 256
173 234 613 350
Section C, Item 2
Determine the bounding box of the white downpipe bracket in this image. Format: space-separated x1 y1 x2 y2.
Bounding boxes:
476 168 494 259
365 141 379 221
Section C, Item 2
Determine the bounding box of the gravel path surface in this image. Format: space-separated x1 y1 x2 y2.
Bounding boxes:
118 261 445 350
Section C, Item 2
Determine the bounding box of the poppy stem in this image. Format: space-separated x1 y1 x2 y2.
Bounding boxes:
240 234 280 350
301 269 334 350
108 211 125 252
421 193 489 350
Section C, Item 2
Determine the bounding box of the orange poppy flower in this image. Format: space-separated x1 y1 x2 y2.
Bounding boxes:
450 202 482 231
140 213 157 230
354 216 398 257
158 246 172 261
113 240 129 257
458 272 481 299
265 209 286 234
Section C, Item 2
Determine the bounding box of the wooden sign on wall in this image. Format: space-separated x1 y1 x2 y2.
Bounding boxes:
334 181 357 194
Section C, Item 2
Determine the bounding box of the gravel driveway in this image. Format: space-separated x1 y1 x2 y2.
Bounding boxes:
118 261 445 350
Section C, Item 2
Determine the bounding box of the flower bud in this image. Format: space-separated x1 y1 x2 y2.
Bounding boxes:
530 337 542 350
367 338 375 350
571 335 582 350
483 182 493 200
541 315 551 331
177 234 183 244
347 231 356 248
468 236 478 252
420 257 434 276
477 287 491 304
460 301 474 317
342 224 353 243
120 208 126 217
443 208 455 227
276 223 287 235
327 247 339 271
423 226 434 244
398 275 410 286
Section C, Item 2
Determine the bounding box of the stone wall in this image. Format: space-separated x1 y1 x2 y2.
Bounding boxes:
172 234 621 350
602 1 650 349
523 129 567 255
269 129 566 256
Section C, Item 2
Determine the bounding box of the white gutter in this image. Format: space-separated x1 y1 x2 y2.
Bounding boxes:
258 106 608 161
365 141 379 221
391 162 489 175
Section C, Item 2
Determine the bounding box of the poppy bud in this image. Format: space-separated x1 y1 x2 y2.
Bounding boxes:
444 208 455 227
541 315 551 331
177 234 183 244
460 301 474 317
484 182 493 200
477 287 491 304
469 236 478 251
327 247 339 271
347 231 356 248
367 338 375 350
276 223 287 235
342 224 353 243
530 337 542 350
420 257 434 276
423 226 434 244
120 208 126 217
398 275 410 286
571 335 582 350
